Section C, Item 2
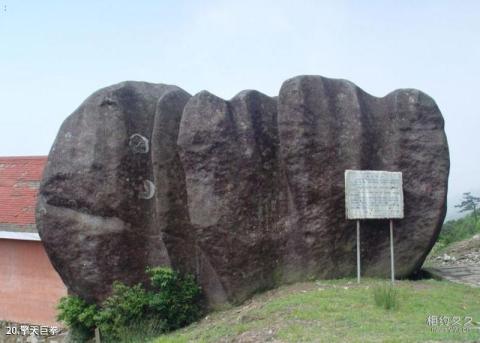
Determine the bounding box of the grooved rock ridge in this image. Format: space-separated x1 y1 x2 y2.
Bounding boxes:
36 75 449 307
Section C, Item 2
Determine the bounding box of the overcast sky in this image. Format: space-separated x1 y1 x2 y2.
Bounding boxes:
1 1 478 218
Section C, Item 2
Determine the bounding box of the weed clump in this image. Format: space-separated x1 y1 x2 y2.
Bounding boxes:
373 283 398 310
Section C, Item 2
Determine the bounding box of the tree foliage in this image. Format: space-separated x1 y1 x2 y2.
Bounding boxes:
455 192 480 223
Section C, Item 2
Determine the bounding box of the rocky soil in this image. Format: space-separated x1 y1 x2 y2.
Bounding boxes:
427 234 480 266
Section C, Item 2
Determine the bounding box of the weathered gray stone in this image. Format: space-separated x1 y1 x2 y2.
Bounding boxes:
177 90 281 305
277 76 449 280
36 75 449 308
37 82 190 303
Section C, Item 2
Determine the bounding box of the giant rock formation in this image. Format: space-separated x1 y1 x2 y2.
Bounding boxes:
36 75 449 307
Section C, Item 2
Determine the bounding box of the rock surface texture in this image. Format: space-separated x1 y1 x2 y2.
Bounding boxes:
36 76 449 307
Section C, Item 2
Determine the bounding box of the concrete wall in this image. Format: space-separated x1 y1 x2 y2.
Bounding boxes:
0 239 67 326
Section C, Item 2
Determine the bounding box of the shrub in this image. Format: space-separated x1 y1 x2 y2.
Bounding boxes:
147 267 202 331
56 267 202 342
56 295 98 342
94 282 153 342
373 283 398 310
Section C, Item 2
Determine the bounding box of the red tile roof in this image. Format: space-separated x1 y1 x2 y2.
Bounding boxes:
0 156 47 226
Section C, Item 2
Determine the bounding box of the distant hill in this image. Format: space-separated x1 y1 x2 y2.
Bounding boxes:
439 212 480 246
425 212 480 267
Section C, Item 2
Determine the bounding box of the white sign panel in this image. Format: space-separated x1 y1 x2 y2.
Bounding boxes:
345 170 404 220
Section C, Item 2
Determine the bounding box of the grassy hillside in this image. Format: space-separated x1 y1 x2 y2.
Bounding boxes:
439 212 480 246
427 212 480 259
148 215 480 342
152 278 480 343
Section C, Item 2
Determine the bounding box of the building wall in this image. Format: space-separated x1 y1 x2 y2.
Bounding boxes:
0 239 67 326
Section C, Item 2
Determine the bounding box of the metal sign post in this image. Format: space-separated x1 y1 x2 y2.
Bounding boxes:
390 219 395 284
356 220 361 283
345 170 404 285
95 327 101 343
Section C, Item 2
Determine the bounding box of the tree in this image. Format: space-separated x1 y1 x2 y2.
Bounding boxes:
455 192 480 224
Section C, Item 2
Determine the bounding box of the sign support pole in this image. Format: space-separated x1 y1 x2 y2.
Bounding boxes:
356 220 360 283
95 328 101 343
390 219 395 284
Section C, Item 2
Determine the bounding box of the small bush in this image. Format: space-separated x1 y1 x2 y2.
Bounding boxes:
56 267 202 342
147 267 202 331
94 282 153 342
373 283 398 310
56 295 98 342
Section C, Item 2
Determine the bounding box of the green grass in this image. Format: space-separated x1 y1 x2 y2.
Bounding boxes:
151 278 480 343
110 318 167 343
438 212 480 246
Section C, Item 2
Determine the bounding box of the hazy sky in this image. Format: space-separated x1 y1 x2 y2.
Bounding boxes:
1 1 478 218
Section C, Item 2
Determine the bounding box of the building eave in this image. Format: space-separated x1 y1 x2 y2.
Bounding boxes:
0 231 41 241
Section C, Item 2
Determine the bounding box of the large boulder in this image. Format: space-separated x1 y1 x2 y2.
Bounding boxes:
277 76 449 280
36 82 190 303
36 76 449 307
